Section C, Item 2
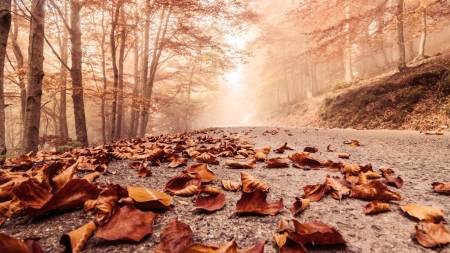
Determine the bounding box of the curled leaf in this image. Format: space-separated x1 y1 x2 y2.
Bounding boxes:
338 153 350 159
197 186 221 196
358 171 368 185
226 158 256 169
222 180 241 191
326 176 350 200
155 219 194 253
401 203 445 223
194 153 219 165
365 171 382 179
290 197 310 215
364 201 392 215
415 221 450 248
302 183 328 202
266 158 289 168
342 164 360 175
82 171 101 184
349 180 403 202
194 192 226 212
233 189 283 216
128 186 172 211
432 182 450 194
0 233 30 253
290 219 346 246
173 185 199 196
164 176 202 194
241 171 269 193
84 184 119 225
60 221 96 252
185 164 217 183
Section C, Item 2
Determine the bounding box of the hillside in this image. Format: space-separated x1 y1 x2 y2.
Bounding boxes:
256 50 450 132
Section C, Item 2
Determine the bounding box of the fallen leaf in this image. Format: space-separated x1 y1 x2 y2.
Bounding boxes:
401 204 445 223
233 189 283 216
432 182 450 194
342 164 360 175
241 171 270 193
326 144 336 152
290 219 346 246
154 219 194 253
364 201 392 214
128 186 172 211
365 171 382 179
225 158 256 169
380 169 404 188
84 184 119 225
345 172 359 185
194 192 226 212
328 162 344 172
289 153 322 169
138 167 152 177
303 147 318 153
349 180 403 202
164 176 202 194
181 238 265 253
290 197 310 215
254 152 267 161
82 171 101 183
8 180 52 217
358 171 368 185
32 179 100 219
173 185 199 196
415 221 450 248
194 153 219 165
266 158 289 168
222 180 241 191
326 176 350 200
168 156 188 168
278 219 289 232
302 183 329 202
185 164 217 183
60 221 96 252
0 233 30 253
52 161 79 192
197 186 221 196
338 153 350 159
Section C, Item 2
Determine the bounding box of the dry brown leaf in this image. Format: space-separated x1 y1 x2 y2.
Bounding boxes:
194 192 226 212
290 219 346 246
197 186 221 196
233 189 283 216
241 171 270 193
273 231 288 249
302 183 329 202
173 185 199 196
401 204 445 223
154 219 194 253
278 219 289 232
8 180 52 217
326 144 336 152
265 158 289 168
290 197 310 215
59 221 96 252
326 176 350 200
185 164 217 183
0 232 31 253
164 176 202 194
358 171 368 185
254 152 267 161
222 180 241 191
84 184 119 225
52 161 79 193
181 238 265 253
128 186 172 211
338 153 350 159
342 164 360 175
345 172 359 185
432 182 450 194
415 221 450 248
194 153 219 165
95 205 158 242
328 162 344 172
82 171 101 184
349 180 403 202
225 158 256 169
364 201 392 214
365 171 382 179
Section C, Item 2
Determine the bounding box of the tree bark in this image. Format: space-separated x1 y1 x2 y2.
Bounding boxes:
344 3 353 82
100 8 107 144
0 0 11 155
138 5 151 138
282 45 290 103
396 0 407 71
129 21 140 139
184 60 196 132
418 7 426 57
109 3 120 141
24 0 46 153
115 7 126 140
59 0 69 140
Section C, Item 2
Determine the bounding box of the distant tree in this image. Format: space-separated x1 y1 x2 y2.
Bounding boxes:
0 0 11 154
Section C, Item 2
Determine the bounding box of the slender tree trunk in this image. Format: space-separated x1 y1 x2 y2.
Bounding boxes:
10 2 25 144
69 1 88 145
110 4 120 141
290 69 299 101
408 40 415 61
396 0 407 71
100 9 107 144
184 60 196 133
282 45 290 103
24 0 46 153
344 4 353 82
59 0 69 139
138 6 151 138
0 0 11 155
418 7 426 57
115 8 126 140
129 23 140 139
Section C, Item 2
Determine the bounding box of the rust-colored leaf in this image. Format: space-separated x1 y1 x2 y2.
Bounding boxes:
138 167 152 177
326 144 336 152
82 171 101 183
0 233 30 253
290 197 310 215
84 184 119 225
364 201 392 214
60 221 96 252
380 168 404 188
194 152 219 165
326 176 350 200
345 172 359 185
278 219 289 232
225 158 256 169
164 176 202 194
349 180 403 202
173 185 198 196
343 140 361 146
168 156 188 168
52 161 79 193
275 142 289 153
266 158 289 168
197 186 221 196
415 221 450 248
155 219 194 253
338 153 350 159
303 147 318 153
328 162 344 172
241 171 270 193
278 236 308 253
222 180 241 191
128 185 172 211
194 192 226 212
289 153 322 169
95 205 158 242
254 152 267 161
432 182 450 194
290 219 346 246
8 180 52 217
233 189 283 216
365 171 382 179
302 183 328 202
357 171 368 185
185 164 217 183
32 179 100 219
401 204 445 223
342 164 360 175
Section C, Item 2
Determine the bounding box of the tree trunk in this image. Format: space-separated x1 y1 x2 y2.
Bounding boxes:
109 3 120 141
59 0 69 140
139 5 171 137
69 1 88 145
396 0 407 71
129 22 140 139
344 4 353 82
282 45 290 103
10 2 25 144
408 40 415 61
115 8 126 140
418 7 426 57
100 8 107 144
24 0 46 153
0 0 11 155
138 5 151 138
184 60 196 133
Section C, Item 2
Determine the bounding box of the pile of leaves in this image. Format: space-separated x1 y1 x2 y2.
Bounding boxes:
1 128 450 252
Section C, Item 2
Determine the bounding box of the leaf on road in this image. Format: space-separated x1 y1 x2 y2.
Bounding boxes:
290 219 346 246
222 180 241 191
290 197 310 215
401 204 445 223
358 171 369 185
326 176 350 200
0 233 32 253
185 164 217 183
233 189 283 216
194 153 219 165
303 147 318 153
338 153 350 159
349 180 403 202
364 201 392 215
84 184 119 225
82 171 101 183
95 205 158 242
138 167 152 177
164 176 202 194
154 219 194 253
266 158 289 168
380 168 404 188
415 221 450 248
302 182 329 202
52 161 79 193
432 182 450 194
289 153 322 169
241 171 270 193
173 185 198 196
8 180 52 216
60 221 96 252
194 192 226 212
181 238 265 253
128 186 172 211
226 158 256 169
342 164 360 175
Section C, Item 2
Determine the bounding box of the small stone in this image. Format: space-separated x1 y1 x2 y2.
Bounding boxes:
371 225 382 231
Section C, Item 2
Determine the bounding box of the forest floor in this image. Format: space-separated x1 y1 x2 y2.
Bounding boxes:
1 127 450 252
257 49 450 133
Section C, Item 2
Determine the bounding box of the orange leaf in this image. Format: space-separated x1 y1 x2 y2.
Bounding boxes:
165 176 202 194
60 221 96 252
128 186 172 211
302 183 329 202
185 164 217 183
233 189 283 216
82 171 101 183
155 219 194 253
265 158 289 168
290 219 346 246
94 205 158 242
416 221 450 248
326 176 350 200
290 197 310 215
8 180 52 217
226 158 256 169
222 180 241 191
194 192 226 212
401 204 445 223
364 201 392 214
138 167 152 177
349 180 403 202
241 171 269 193
432 182 450 194
194 153 219 165
84 184 119 225
0 233 32 253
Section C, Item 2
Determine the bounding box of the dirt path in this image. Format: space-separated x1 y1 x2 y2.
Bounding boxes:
2 127 450 252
